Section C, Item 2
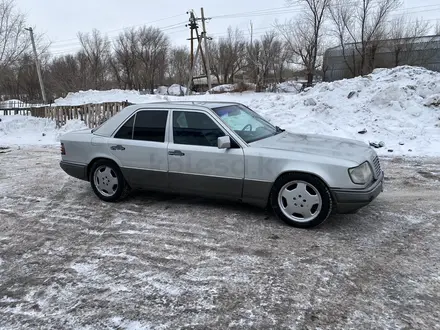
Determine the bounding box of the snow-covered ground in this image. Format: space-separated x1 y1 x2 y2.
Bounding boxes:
1 66 439 157
0 116 87 148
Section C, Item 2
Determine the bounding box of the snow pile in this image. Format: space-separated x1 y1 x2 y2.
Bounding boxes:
208 84 236 93
54 89 164 106
166 84 187 96
54 85 188 106
8 65 440 156
208 83 256 94
246 66 440 156
155 84 187 96
0 115 87 147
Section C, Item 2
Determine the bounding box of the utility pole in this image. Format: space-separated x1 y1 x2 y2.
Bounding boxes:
25 27 47 104
186 35 202 95
187 11 198 71
186 9 212 95
200 7 212 90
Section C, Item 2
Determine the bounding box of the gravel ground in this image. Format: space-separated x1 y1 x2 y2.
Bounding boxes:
0 148 439 329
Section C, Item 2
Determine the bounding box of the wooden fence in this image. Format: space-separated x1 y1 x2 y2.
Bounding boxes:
29 101 132 128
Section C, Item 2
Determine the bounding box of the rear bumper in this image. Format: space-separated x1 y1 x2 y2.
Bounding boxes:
60 161 88 181
331 172 384 214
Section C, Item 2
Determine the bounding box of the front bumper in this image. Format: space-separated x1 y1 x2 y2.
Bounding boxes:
331 171 384 214
60 161 88 181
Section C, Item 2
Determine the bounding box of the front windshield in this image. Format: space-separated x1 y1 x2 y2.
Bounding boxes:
212 104 281 143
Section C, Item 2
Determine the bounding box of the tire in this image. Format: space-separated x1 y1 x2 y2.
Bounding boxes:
89 159 129 202
270 172 333 228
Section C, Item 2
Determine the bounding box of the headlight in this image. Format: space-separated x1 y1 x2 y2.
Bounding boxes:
349 161 373 184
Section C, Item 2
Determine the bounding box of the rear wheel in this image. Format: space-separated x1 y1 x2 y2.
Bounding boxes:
270 173 332 228
89 160 128 202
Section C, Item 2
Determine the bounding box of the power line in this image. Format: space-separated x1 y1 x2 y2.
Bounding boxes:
50 21 187 49
49 22 188 54
48 3 440 57
209 3 440 21
49 13 187 46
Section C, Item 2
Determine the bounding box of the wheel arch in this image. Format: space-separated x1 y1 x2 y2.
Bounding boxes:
274 170 331 188
87 157 121 181
268 170 335 228
266 170 333 206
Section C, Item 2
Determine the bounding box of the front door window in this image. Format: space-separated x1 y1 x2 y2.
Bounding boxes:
172 111 225 147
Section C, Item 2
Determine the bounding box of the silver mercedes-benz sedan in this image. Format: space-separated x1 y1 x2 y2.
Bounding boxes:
59 101 384 228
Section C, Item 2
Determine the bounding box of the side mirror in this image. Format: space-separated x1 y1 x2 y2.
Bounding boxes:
218 136 231 149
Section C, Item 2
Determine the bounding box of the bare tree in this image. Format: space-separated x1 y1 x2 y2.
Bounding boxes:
278 18 318 83
283 0 330 85
0 0 30 71
78 29 111 89
168 46 190 85
136 26 169 92
16 53 39 100
329 0 401 76
386 16 431 66
111 28 138 89
47 54 83 97
258 31 281 86
207 41 220 84
245 24 286 90
210 26 246 84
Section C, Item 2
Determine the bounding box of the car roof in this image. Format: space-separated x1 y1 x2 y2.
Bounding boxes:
133 100 240 109
163 101 239 109
92 101 242 137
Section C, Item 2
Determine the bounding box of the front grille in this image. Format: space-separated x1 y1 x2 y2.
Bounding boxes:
372 156 382 177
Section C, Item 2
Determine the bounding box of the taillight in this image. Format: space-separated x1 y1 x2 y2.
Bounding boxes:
61 143 66 155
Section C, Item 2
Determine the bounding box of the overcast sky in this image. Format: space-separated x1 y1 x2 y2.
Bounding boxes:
14 0 440 56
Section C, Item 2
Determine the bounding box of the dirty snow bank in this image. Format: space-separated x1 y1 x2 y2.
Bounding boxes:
0 115 87 147
248 65 440 157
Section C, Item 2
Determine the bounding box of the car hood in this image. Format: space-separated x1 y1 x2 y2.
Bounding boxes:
250 131 375 163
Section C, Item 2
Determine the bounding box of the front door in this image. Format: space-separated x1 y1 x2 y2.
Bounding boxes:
109 109 169 190
167 109 245 199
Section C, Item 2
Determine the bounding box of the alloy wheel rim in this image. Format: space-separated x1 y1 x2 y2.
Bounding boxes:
277 180 322 222
93 165 119 197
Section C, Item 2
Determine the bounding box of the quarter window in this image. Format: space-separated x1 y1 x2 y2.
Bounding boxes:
133 110 168 142
173 111 225 147
114 115 135 139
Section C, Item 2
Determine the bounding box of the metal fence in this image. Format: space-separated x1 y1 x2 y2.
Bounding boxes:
0 100 46 115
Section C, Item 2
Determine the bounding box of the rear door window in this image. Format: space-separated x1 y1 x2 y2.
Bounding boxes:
133 110 168 142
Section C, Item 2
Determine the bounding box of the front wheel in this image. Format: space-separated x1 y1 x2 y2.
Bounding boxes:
89 160 128 202
270 173 333 228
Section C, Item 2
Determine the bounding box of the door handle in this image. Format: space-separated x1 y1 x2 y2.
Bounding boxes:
168 150 185 156
110 145 125 151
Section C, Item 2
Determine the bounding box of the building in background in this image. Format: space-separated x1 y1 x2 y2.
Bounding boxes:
323 35 440 82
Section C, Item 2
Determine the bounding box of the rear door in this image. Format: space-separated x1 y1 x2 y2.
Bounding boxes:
109 109 169 190
167 109 245 199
